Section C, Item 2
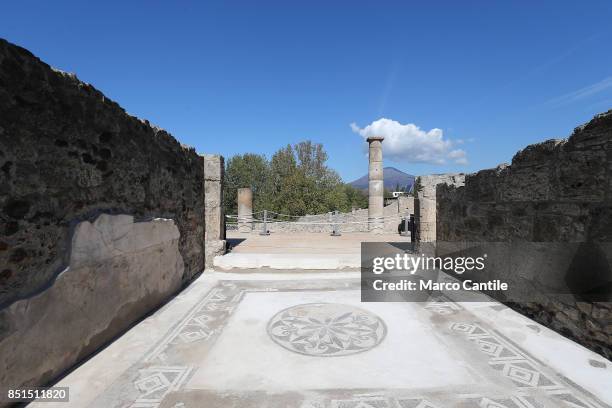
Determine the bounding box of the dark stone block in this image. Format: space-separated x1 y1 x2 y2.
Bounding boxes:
4 199 30 219
0 38 205 308
436 109 612 359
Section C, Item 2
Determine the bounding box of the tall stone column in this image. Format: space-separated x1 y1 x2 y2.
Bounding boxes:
237 187 253 233
203 154 226 269
367 136 385 234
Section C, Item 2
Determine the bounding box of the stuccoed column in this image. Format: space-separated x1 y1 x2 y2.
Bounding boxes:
203 154 226 269
367 135 385 233
237 187 253 233
416 174 465 243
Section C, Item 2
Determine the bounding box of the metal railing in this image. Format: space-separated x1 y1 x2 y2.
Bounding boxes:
225 210 416 240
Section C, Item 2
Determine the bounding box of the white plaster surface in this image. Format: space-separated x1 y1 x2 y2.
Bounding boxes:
2 214 184 397
214 252 361 270
70 214 180 267
29 271 612 408
188 290 480 391
465 300 612 403
28 276 217 408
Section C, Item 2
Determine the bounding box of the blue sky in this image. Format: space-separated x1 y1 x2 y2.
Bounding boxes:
3 1 612 181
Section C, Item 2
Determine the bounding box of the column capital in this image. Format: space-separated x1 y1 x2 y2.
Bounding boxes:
366 135 384 143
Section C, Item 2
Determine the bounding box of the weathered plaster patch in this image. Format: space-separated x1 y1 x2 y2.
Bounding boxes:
0 214 184 391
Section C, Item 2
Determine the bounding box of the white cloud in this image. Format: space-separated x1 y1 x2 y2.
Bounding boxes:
448 149 468 165
350 118 468 165
545 77 612 107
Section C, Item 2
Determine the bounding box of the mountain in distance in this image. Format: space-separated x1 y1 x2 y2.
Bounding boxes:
348 167 416 191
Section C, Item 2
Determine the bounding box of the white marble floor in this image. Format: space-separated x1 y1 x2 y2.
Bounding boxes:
30 271 612 408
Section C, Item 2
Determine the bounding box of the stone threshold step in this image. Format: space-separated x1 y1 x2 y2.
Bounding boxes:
213 253 360 271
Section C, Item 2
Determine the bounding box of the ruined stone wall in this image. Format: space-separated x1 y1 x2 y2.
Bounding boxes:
0 39 207 390
237 198 413 234
256 209 371 233
436 111 612 358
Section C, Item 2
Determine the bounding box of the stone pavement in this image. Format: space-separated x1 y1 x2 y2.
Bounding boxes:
215 231 411 270
30 264 612 408
226 231 412 254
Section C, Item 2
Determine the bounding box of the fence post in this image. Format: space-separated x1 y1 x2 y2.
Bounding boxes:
330 210 341 236
400 215 410 237
259 209 271 236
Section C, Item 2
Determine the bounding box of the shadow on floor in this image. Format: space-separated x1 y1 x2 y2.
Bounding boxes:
227 238 246 251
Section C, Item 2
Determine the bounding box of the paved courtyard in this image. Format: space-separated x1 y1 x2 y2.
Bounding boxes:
30 235 612 408
216 231 411 270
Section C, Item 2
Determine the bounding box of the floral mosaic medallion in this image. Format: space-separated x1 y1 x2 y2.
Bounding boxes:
267 303 386 356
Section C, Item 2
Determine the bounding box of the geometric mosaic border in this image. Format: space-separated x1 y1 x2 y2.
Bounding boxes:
85 280 611 408
451 322 608 408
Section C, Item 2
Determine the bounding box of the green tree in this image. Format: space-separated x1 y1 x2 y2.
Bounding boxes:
412 176 423 197
223 140 370 217
269 144 297 196
342 184 368 210
295 140 327 180
273 170 324 215
383 187 394 199
223 153 271 214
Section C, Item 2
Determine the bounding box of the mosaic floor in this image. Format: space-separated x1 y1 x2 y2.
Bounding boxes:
31 273 612 408
267 303 387 357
